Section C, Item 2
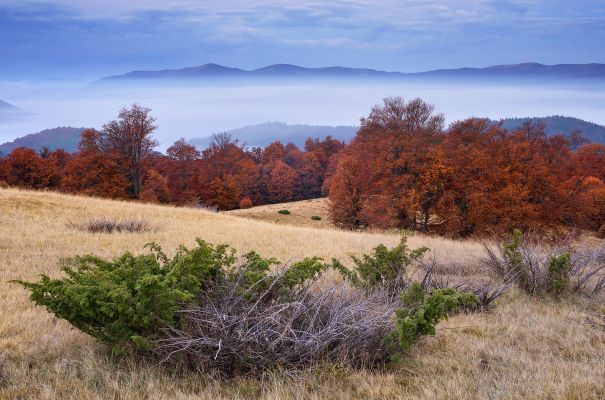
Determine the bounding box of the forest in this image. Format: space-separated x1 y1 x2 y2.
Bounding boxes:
1 98 604 238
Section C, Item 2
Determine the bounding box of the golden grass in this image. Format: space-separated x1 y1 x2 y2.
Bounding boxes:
1 187 604 399
226 198 334 229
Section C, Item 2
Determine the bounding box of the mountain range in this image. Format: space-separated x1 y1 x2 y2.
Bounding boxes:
2 116 604 156
100 63 605 82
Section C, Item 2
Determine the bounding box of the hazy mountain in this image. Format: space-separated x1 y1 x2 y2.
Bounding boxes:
99 63 402 82
189 122 358 149
498 116 605 144
0 100 20 111
100 63 605 82
0 127 84 156
106 63 248 80
0 99 26 122
418 63 605 80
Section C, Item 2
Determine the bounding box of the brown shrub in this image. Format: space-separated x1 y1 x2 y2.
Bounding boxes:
597 224 605 239
239 197 253 209
483 232 605 298
68 218 150 234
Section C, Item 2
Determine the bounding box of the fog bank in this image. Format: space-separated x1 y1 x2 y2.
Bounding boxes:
1 79 604 150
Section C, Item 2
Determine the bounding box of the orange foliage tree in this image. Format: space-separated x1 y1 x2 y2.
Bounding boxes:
330 97 603 237
266 160 297 203
139 169 171 204
62 129 129 199
100 104 158 198
165 138 200 204
4 147 60 189
197 133 258 209
329 97 445 230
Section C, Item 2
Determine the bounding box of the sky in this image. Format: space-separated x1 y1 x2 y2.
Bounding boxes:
1 0 605 79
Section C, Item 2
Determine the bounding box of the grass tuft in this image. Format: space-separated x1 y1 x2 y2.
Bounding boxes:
68 218 150 234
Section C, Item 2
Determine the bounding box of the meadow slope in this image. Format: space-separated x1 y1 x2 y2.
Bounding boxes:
226 198 334 229
1 188 604 399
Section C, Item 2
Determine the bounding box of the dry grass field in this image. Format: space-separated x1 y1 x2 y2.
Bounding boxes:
1 187 605 399
226 198 334 229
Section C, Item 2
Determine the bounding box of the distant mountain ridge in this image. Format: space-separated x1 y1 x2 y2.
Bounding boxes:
100 62 605 82
0 127 84 156
422 63 605 79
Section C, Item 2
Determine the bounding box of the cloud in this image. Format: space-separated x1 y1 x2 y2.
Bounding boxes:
0 0 604 78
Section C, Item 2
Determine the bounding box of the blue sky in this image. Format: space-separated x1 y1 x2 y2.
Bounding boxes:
1 0 604 79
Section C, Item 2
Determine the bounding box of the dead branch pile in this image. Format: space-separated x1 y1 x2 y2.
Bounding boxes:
156 270 399 373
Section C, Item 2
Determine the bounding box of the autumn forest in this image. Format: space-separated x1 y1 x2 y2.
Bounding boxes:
1 98 604 238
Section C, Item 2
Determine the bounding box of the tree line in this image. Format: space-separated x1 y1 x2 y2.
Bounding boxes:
1 99 604 237
0 104 344 209
329 97 605 237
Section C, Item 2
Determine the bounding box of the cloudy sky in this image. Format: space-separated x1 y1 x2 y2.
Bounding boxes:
1 0 604 79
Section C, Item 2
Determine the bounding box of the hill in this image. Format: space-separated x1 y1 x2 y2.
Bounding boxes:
189 122 357 148
100 62 605 82
1 187 603 398
227 198 333 228
0 127 84 155
498 115 605 144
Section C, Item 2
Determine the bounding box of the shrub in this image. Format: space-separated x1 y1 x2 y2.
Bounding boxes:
390 283 478 358
597 224 605 239
15 238 485 374
548 253 571 297
484 231 605 298
158 278 400 372
157 264 478 372
239 197 253 209
311 215 322 221
185 201 219 213
12 240 346 356
419 261 515 308
278 209 291 215
348 237 429 288
12 240 237 353
68 218 149 234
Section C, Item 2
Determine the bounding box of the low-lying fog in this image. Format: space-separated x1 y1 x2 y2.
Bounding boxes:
1 79 604 150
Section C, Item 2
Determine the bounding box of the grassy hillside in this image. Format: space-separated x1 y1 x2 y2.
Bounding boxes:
1 188 604 399
227 198 334 229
